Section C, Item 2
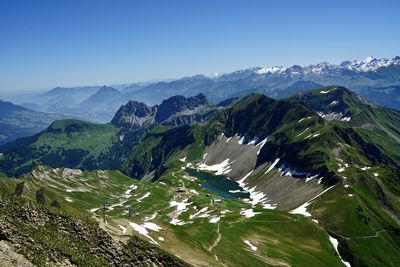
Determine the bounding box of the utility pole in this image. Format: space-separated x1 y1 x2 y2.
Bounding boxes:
128 206 132 219
102 201 108 223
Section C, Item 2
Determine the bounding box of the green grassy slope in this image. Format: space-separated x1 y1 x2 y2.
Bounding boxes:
0 119 120 176
0 175 189 267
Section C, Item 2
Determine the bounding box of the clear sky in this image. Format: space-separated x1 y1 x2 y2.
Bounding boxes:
1 0 399 92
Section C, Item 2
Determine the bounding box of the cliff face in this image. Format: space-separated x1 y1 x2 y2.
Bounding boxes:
111 100 156 128
112 94 211 128
155 94 209 123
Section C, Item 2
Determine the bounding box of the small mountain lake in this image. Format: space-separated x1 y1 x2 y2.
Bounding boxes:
187 169 249 199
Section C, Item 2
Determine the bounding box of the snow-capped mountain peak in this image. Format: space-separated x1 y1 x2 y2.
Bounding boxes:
209 56 400 79
255 66 287 74
210 72 224 78
343 56 400 72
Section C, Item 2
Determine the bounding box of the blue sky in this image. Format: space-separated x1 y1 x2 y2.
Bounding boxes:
1 0 399 92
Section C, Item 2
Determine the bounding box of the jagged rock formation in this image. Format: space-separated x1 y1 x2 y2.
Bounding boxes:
155 94 209 123
112 93 212 128
111 100 156 128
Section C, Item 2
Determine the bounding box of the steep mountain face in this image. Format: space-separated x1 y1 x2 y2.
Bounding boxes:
0 100 67 145
155 94 209 123
111 100 156 128
112 94 213 128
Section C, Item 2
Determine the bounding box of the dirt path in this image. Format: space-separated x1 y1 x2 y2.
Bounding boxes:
208 223 222 262
331 229 394 240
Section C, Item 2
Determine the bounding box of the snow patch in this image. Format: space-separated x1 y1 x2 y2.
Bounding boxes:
189 189 199 195
240 209 260 218
137 192 150 202
170 199 192 214
198 159 231 175
265 158 280 174
129 222 158 244
144 213 157 221
209 216 221 223
243 240 257 251
328 236 351 267
320 88 336 94
290 186 335 217
256 137 268 155
143 222 162 232
247 136 259 145
169 219 192 226
329 100 339 106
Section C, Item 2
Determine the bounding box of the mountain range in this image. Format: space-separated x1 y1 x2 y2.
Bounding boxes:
4 56 400 125
1 85 399 266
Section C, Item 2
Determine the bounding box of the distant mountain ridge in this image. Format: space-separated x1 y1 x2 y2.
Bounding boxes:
214 56 400 77
0 99 67 145
6 55 400 124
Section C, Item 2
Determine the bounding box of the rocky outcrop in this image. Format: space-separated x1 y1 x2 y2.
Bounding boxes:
155 94 209 123
0 241 34 267
35 188 46 205
112 94 212 128
14 182 25 196
111 100 156 128
0 194 189 266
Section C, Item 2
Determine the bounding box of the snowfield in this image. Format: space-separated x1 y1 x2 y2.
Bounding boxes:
197 159 232 175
